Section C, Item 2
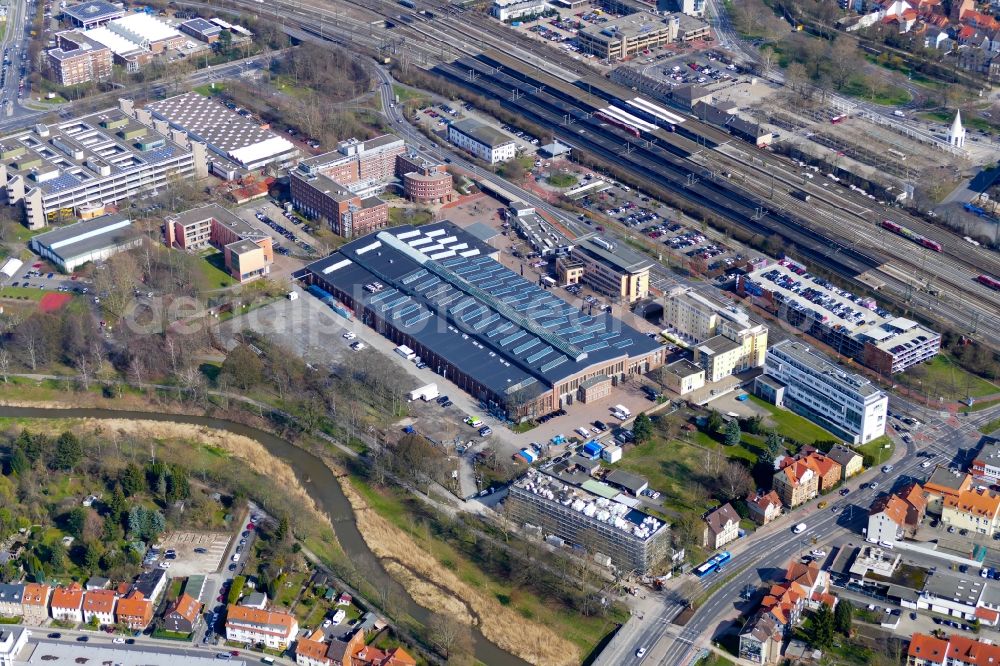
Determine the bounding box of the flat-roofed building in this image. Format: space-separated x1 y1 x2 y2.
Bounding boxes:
179 17 222 43
290 135 408 238
0 101 207 229
165 204 273 283
577 12 679 60
301 221 665 419
660 358 705 395
506 468 669 572
47 31 113 85
147 92 298 170
447 119 516 164
29 213 139 272
104 13 185 53
759 340 887 445
665 286 767 382
738 259 940 374
396 153 453 204
972 437 1000 482
491 0 548 20
568 235 651 303
63 1 125 29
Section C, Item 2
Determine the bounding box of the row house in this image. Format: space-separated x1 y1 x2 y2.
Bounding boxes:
739 561 836 664
867 483 927 544
226 604 299 650
116 590 153 630
82 589 117 626
50 583 85 624
941 487 1000 536
295 626 416 666
772 449 842 509
21 584 51 625
907 632 1000 666
163 593 202 634
0 585 22 618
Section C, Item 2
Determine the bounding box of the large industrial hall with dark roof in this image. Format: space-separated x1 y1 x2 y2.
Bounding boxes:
300 221 665 418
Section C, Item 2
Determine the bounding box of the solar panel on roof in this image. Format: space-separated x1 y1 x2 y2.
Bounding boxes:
473 313 501 331
415 277 441 291
526 346 554 363
513 338 541 355
401 269 429 285
583 341 609 352
449 297 476 314
487 321 514 336
437 292 463 306
403 311 433 327
369 289 399 304
540 356 568 372
500 329 527 346
613 339 634 349
395 304 420 318
380 296 410 312
461 306 489 322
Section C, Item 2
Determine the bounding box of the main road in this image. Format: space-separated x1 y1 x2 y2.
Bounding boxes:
595 402 1000 665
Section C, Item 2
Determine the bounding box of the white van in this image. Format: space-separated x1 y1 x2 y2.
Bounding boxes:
793 523 807 534
614 404 632 418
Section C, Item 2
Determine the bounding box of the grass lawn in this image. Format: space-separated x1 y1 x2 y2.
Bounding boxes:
392 84 427 103
697 652 736 666
921 110 996 134
272 75 313 99
0 286 51 301
980 417 1000 435
193 83 226 97
197 252 238 290
906 354 1000 401
274 572 307 609
388 207 434 226
747 396 837 444
855 435 894 467
348 477 625 657
547 173 578 188
841 77 911 106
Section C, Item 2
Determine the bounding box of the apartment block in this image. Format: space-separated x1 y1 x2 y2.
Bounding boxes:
569 236 652 304
505 468 669 572
665 286 768 382
941 487 1000 537
165 204 273 283
48 31 113 85
756 340 888 445
226 604 299 649
772 457 819 508
0 100 207 229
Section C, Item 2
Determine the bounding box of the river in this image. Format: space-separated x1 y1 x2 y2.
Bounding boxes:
0 405 529 666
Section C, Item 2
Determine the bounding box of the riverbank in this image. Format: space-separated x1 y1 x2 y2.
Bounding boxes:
333 465 581 666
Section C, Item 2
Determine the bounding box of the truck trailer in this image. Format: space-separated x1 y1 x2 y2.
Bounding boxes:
408 383 439 401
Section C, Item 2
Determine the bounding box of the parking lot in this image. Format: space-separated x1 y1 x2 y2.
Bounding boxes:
154 531 231 578
234 200 320 259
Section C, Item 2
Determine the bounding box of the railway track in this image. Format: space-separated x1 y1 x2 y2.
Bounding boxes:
434 55 1000 340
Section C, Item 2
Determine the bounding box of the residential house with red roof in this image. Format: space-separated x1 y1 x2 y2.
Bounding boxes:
745 490 782 526
82 588 117 627
772 458 819 508
226 604 298 650
163 593 202 634
21 584 51 625
906 632 1000 665
116 590 153 630
50 583 85 624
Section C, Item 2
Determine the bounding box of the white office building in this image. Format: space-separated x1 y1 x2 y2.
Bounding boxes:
447 119 517 164
756 339 888 445
491 0 547 20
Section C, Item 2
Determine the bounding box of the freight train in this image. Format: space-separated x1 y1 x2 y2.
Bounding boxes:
881 220 942 252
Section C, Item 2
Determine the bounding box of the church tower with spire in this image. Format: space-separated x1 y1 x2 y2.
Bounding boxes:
948 109 966 148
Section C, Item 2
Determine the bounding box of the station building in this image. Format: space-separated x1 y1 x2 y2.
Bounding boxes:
300 221 665 418
447 119 517 164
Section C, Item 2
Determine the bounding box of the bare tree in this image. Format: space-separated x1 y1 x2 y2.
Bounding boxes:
0 349 9 383
719 460 754 501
